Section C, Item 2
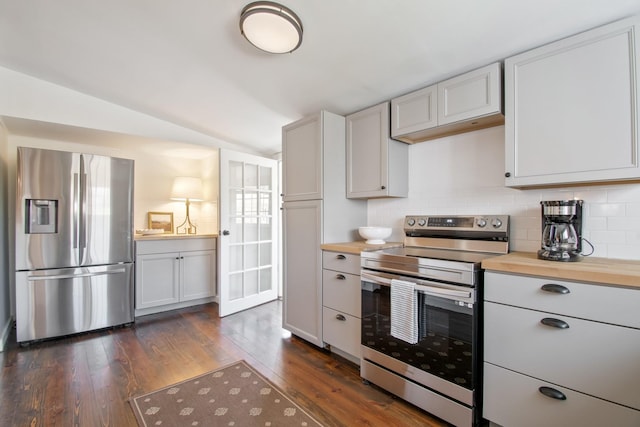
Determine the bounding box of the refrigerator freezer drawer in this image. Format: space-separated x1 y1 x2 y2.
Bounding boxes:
16 264 134 342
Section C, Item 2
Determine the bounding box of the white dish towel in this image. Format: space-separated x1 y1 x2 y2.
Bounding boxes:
390 279 419 344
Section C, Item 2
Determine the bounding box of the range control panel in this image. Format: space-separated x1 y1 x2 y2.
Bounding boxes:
404 215 510 233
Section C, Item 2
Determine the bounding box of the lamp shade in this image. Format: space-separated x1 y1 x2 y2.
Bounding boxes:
171 177 203 201
240 2 303 54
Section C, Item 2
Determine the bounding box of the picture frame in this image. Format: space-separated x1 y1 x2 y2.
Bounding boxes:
147 211 174 233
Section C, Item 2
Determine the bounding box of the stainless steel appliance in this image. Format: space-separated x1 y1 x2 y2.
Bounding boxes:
538 200 587 262
15 147 135 343
360 215 510 427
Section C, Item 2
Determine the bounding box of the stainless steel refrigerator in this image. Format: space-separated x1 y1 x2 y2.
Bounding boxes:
15 147 135 343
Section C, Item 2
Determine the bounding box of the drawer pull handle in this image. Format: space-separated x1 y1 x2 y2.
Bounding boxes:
336 274 346 280
541 284 570 294
540 318 570 329
335 314 346 321
539 386 567 401
336 254 346 260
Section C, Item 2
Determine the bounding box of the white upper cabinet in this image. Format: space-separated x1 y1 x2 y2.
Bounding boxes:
346 102 408 198
504 16 640 187
282 113 323 201
391 62 504 143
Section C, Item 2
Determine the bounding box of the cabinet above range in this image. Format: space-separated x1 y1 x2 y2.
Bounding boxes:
391 62 504 144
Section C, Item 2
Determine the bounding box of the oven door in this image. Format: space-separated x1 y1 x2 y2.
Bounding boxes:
361 269 478 405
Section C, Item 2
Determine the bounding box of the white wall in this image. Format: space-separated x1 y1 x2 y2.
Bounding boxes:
368 126 640 261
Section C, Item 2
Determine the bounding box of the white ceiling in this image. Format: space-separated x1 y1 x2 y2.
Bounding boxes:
1 0 639 156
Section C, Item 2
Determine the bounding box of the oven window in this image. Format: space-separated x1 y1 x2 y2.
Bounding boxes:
362 283 475 390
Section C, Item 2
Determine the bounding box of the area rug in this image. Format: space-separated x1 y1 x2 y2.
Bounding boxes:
130 360 323 426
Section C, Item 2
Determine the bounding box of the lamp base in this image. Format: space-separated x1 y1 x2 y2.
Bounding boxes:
175 217 197 235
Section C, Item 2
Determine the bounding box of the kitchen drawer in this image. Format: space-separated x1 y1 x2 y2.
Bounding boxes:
136 237 216 255
484 302 640 410
485 271 640 328
323 269 361 317
483 362 640 427
322 307 361 359
322 251 361 276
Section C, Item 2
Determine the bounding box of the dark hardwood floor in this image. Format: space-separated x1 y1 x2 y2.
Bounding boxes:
0 301 449 426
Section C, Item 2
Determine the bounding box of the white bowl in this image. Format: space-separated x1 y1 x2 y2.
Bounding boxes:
359 226 392 244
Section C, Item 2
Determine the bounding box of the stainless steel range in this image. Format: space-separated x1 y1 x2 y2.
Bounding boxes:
360 215 510 427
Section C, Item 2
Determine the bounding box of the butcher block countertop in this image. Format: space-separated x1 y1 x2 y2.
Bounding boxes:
482 252 640 289
320 241 403 255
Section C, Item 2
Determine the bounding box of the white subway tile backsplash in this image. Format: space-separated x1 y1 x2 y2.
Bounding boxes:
589 203 626 217
367 127 640 260
589 230 627 244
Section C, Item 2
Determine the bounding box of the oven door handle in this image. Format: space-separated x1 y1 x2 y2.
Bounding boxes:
361 272 471 299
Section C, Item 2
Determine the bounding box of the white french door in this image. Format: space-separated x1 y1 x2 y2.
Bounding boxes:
218 149 278 317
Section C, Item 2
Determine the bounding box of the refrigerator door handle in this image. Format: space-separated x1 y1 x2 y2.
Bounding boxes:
27 267 127 281
79 154 87 253
73 172 80 249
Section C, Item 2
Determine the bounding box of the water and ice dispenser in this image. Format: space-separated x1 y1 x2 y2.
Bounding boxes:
25 199 58 234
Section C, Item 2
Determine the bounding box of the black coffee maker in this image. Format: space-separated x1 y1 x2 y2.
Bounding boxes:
538 200 583 262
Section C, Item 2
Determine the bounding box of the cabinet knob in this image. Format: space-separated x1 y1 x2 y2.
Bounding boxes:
222 230 230 236
540 317 570 329
335 314 346 321
541 284 570 294
539 386 567 401
336 254 346 260
336 274 346 280
505 172 511 178
381 185 386 190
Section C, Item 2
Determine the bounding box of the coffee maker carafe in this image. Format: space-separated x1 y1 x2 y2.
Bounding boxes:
538 200 583 262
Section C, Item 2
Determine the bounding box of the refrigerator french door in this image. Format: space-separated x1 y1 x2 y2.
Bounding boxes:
15 147 134 342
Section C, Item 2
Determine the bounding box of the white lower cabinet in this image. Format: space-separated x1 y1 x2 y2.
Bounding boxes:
483 271 640 426
322 250 361 362
135 237 216 316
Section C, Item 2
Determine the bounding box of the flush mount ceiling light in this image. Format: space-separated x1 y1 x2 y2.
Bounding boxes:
240 1 303 54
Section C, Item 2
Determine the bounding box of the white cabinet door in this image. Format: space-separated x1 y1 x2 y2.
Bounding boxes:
282 113 322 201
135 252 180 309
438 62 502 126
182 250 215 301
282 199 323 346
346 102 408 198
505 16 640 187
391 84 438 137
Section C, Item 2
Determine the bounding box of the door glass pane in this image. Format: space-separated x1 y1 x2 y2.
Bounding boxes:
245 163 258 189
260 267 272 292
245 217 258 242
230 217 243 243
230 245 243 272
259 192 272 216
229 161 243 188
245 243 258 269
229 189 243 216
245 270 258 296
229 272 243 300
259 166 272 190
259 217 272 241
244 191 258 216
259 242 271 267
